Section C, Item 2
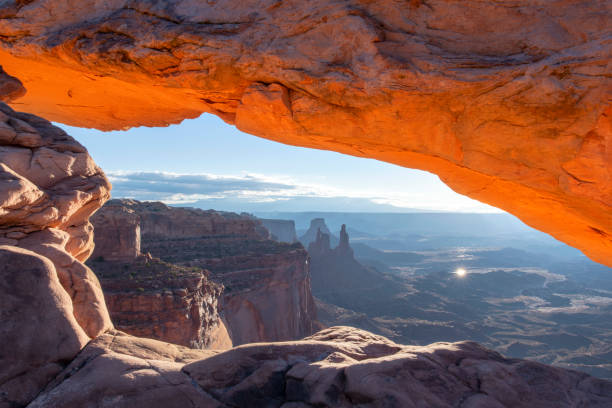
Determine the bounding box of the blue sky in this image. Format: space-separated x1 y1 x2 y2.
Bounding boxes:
61 113 500 213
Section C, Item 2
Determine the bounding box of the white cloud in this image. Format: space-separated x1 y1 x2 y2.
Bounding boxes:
106 170 501 213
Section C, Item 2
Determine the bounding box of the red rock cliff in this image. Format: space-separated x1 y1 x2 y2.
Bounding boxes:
94 200 317 345
0 0 609 266
89 200 231 349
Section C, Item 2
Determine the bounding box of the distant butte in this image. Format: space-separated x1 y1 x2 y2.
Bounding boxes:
0 0 610 266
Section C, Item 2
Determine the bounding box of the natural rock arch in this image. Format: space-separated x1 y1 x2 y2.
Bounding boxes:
1 0 610 266
1 2 612 406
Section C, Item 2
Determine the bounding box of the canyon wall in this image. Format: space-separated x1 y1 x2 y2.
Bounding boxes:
88 201 231 349
93 199 317 345
88 255 231 349
0 0 610 266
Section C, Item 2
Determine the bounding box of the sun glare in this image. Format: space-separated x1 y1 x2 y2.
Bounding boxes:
454 268 467 278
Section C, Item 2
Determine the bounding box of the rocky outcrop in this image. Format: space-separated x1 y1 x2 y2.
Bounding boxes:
90 201 140 261
93 200 317 346
0 101 112 406
308 224 386 299
28 326 612 408
89 201 231 349
259 218 298 243
0 246 89 408
300 218 335 247
88 255 231 350
0 67 24 103
0 102 112 339
0 1 610 266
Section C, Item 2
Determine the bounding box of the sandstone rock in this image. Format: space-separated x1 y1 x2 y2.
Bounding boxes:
0 1 609 265
88 201 231 349
89 255 231 350
27 331 221 408
0 246 89 408
308 225 384 299
95 200 317 346
28 326 612 408
300 218 334 247
91 201 140 261
0 102 112 338
0 67 24 103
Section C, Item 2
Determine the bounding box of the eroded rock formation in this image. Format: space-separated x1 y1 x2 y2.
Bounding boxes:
88 200 231 349
27 326 612 408
0 97 112 405
308 224 389 299
300 218 335 247
1 3 612 407
0 101 112 339
0 0 610 266
92 199 317 345
89 255 231 349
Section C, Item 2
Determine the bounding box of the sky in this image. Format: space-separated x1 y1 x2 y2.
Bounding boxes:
61 113 501 214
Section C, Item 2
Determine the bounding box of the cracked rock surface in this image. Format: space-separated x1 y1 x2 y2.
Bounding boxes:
0 0 610 265
28 326 612 408
0 102 112 339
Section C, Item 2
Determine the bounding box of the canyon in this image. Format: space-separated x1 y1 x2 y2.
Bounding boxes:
88 200 230 349
90 199 316 346
1 1 611 407
305 217 612 379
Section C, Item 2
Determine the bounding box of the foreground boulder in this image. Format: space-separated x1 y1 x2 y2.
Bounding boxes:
0 102 112 338
28 326 612 408
0 0 610 266
0 101 112 406
0 246 89 408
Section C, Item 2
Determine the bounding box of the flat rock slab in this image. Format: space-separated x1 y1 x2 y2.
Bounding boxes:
30 326 612 408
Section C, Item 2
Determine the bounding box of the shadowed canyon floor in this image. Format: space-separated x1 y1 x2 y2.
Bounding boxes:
302 218 612 380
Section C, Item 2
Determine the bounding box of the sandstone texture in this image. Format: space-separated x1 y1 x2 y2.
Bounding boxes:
0 246 89 408
89 200 231 349
91 201 140 261
93 199 317 346
0 0 610 266
0 101 112 339
27 326 612 408
89 255 231 350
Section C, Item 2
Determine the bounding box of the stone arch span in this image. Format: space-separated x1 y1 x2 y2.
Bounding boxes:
0 0 611 266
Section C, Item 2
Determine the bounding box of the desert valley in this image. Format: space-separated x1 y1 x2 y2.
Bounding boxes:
1 1 611 407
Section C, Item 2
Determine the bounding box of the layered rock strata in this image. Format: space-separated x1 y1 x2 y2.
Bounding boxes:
0 101 112 339
28 326 612 408
0 0 610 266
0 98 112 406
89 200 231 349
93 199 317 346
